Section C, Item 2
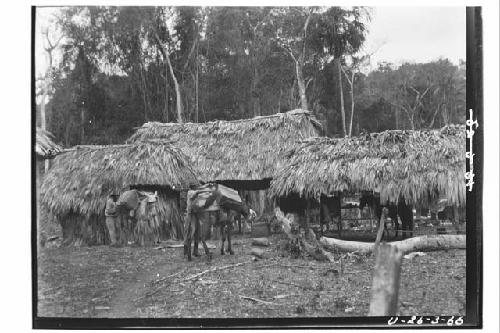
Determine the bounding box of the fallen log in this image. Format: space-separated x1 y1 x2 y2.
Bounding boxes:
319 234 466 255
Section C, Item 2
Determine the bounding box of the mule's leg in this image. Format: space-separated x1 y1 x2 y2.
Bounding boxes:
201 238 211 256
237 215 242 234
226 222 234 255
185 229 192 262
192 213 201 256
183 213 192 261
199 212 211 257
220 226 226 255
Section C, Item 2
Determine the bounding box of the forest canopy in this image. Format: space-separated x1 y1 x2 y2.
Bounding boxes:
36 6 465 146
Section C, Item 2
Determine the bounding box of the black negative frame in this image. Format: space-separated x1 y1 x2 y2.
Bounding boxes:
32 6 483 329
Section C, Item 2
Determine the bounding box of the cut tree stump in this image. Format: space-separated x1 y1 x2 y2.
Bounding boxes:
274 208 335 262
319 234 466 255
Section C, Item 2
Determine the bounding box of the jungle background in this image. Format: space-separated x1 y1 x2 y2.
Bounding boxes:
36 6 466 147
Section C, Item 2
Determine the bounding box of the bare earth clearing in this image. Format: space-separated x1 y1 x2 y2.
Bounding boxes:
37 234 465 318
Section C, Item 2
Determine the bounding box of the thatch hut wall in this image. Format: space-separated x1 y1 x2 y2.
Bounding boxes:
127 109 322 216
270 125 466 208
40 142 199 246
36 128 63 248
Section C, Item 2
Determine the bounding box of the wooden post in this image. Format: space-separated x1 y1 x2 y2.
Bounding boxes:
337 193 342 238
369 206 374 232
374 207 388 248
305 198 311 235
368 244 403 316
453 206 459 224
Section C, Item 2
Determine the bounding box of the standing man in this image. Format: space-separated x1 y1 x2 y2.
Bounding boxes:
105 193 119 246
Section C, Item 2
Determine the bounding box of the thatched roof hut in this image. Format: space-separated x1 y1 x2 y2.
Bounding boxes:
36 127 63 159
127 109 322 186
41 141 199 216
40 141 199 245
269 125 465 207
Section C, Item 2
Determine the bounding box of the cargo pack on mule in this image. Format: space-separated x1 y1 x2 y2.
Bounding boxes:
107 189 160 246
184 183 256 261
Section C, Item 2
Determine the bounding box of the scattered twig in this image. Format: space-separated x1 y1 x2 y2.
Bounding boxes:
272 294 297 300
239 295 275 305
275 280 315 290
343 270 364 275
151 269 186 286
275 264 318 269
255 262 319 270
254 262 279 269
183 260 252 282
135 284 179 301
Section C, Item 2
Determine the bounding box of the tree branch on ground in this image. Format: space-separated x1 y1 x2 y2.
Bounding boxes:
320 234 466 255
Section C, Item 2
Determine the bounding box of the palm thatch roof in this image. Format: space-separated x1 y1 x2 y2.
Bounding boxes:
269 125 465 207
127 109 322 182
40 141 200 217
36 127 63 159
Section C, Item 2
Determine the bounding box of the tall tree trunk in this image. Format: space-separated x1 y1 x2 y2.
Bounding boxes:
138 68 149 122
41 52 53 173
164 52 183 123
337 59 347 137
290 79 296 109
348 71 355 137
278 87 282 113
408 112 415 130
297 10 311 111
195 44 199 123
394 108 399 129
252 67 261 116
40 83 49 172
163 67 169 123
65 124 70 147
155 32 183 124
80 108 85 144
296 60 309 110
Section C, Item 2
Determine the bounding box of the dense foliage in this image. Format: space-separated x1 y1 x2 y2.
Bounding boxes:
37 7 465 146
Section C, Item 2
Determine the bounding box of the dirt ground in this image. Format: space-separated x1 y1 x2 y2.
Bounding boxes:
37 233 466 318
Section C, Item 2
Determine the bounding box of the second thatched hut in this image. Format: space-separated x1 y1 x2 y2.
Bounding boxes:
269 125 466 231
127 109 322 217
40 141 199 246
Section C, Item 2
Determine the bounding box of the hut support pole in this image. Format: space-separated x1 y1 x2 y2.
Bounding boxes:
337 193 342 238
305 199 311 234
369 206 374 232
368 244 403 316
453 206 459 224
319 196 324 236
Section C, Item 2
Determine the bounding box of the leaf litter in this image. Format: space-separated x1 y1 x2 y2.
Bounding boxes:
37 234 465 318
